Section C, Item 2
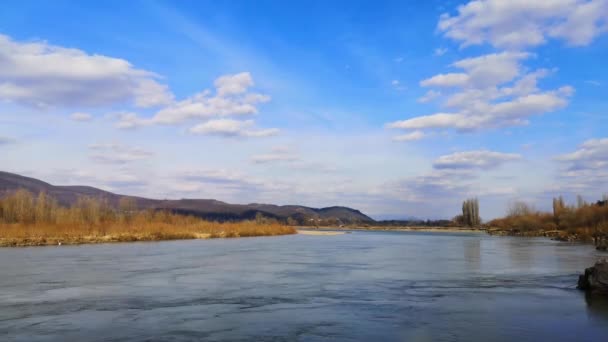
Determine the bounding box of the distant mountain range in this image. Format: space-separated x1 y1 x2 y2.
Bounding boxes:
0 171 374 224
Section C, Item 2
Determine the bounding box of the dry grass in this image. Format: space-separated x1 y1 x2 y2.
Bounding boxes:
0 218 296 247
0 189 295 247
487 200 608 241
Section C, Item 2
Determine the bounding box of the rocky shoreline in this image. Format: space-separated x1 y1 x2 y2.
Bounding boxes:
578 259 608 294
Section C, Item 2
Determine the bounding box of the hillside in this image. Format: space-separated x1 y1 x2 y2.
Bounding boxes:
0 171 374 224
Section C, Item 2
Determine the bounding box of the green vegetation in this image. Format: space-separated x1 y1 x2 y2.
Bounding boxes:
0 189 296 247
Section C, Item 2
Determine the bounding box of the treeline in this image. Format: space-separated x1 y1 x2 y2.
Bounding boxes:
487 195 608 241
0 189 295 246
0 189 139 226
453 198 481 227
376 219 454 227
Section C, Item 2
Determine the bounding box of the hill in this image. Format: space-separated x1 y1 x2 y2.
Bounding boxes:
0 171 374 225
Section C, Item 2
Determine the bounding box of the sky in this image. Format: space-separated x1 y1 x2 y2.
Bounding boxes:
1 0 607 220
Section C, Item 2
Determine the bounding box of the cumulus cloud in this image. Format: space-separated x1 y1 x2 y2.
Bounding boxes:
70 112 93 122
117 72 269 127
115 72 276 138
438 0 608 49
387 52 573 135
421 52 530 88
0 34 173 108
433 150 521 170
214 72 254 96
89 143 154 164
189 119 279 138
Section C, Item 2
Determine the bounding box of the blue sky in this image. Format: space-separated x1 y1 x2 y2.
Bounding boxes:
1 0 607 220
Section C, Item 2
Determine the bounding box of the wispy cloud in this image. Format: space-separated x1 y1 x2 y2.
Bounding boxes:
433 150 521 170
70 112 93 122
433 47 448 56
251 146 298 164
89 143 154 164
189 119 279 138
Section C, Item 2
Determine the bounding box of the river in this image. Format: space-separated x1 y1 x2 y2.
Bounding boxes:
1 231 607 341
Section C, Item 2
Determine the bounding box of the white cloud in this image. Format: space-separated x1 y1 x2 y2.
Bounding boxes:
70 112 93 122
421 52 530 89
89 143 154 164
433 150 521 170
214 72 254 96
555 137 608 170
0 34 173 108
115 72 275 136
417 90 441 103
438 0 608 49
392 130 426 142
551 138 608 195
387 112 468 130
387 52 573 135
420 73 469 87
189 119 279 138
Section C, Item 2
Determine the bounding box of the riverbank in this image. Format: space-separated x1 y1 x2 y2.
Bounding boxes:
0 221 296 247
297 229 345 236
486 227 605 244
298 226 485 233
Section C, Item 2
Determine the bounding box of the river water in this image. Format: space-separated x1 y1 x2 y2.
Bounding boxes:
1 231 607 341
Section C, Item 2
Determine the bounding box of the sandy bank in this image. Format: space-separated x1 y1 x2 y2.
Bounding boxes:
297 230 346 236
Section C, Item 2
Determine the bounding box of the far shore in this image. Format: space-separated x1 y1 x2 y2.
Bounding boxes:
297 229 346 236
297 226 486 233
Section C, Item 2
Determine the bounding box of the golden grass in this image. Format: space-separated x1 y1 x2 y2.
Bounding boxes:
0 189 296 247
487 203 608 241
0 218 296 247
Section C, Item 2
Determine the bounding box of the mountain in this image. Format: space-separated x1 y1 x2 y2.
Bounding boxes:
0 171 374 224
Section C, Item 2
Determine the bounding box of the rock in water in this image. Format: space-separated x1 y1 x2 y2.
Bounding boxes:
578 259 608 294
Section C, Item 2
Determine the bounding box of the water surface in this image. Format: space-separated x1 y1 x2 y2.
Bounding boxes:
1 231 607 341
